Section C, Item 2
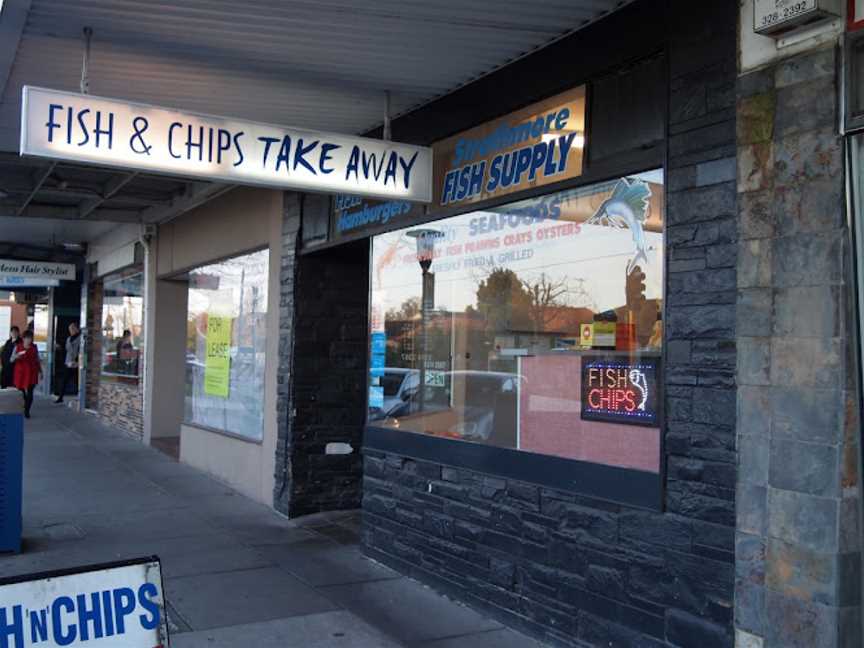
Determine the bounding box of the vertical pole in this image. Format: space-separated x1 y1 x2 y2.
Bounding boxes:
383 90 392 142
80 27 93 95
78 263 90 412
418 268 427 414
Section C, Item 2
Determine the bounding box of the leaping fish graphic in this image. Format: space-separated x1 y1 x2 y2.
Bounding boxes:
586 178 652 275
629 369 648 411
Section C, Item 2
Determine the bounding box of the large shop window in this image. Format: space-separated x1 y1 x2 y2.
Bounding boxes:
101 271 144 383
184 249 269 441
369 171 665 474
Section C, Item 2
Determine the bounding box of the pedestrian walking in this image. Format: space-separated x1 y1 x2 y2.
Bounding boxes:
55 322 82 404
0 325 20 389
13 330 42 418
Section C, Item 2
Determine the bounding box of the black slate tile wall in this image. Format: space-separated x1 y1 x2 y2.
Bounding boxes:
274 194 369 517
361 2 739 646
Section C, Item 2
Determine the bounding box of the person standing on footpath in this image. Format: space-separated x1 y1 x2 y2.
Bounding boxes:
13 330 42 418
0 325 20 389
55 322 81 404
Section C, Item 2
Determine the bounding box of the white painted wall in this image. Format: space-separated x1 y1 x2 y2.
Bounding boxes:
86 224 140 277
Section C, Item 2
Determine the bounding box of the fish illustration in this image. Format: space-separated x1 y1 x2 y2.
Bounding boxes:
586 178 652 274
629 369 648 411
375 234 410 288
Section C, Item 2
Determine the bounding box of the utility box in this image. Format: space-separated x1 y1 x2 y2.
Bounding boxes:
0 391 23 553
754 0 843 37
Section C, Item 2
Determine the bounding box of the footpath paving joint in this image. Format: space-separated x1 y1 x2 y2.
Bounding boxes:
1 398 546 648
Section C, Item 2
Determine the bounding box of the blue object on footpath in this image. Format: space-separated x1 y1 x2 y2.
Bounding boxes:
0 392 23 553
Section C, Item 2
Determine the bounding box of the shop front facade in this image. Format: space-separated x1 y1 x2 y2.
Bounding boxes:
145 187 284 502
274 2 754 646
83 226 146 436
7 1 864 646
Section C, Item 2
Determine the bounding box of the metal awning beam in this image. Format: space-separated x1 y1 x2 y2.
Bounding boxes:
2 201 142 223
141 181 233 224
78 171 139 219
15 161 56 217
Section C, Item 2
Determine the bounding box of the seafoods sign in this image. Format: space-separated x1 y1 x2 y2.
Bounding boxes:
20 86 432 202
432 86 585 208
0 557 169 647
581 357 660 427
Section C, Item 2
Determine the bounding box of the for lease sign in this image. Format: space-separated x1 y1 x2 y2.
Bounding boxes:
0 558 169 647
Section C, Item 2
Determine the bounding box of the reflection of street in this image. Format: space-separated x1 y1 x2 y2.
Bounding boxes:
185 351 265 438
185 249 269 441
374 370 522 449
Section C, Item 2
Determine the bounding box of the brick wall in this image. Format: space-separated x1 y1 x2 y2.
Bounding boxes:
361 3 739 647
274 194 369 517
95 381 143 440
735 46 863 648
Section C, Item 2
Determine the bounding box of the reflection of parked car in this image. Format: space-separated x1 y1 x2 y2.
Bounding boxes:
381 370 523 448
369 368 420 421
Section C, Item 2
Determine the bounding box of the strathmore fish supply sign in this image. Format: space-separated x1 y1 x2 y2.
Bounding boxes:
20 86 433 202
0 557 169 647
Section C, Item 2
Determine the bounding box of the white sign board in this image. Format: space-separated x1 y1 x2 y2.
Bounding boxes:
0 558 169 647
0 307 10 338
21 86 433 202
0 260 75 282
754 0 840 34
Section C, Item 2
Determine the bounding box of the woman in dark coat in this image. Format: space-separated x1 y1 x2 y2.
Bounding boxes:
13 330 41 418
0 326 20 389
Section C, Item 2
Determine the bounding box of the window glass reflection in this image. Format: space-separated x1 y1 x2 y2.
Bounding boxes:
184 249 269 441
101 272 143 381
369 171 664 472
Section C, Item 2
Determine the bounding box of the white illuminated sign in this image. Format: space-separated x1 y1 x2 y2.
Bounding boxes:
20 86 433 202
0 259 75 281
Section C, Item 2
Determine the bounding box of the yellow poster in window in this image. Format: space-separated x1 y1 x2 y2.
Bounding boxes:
204 315 232 398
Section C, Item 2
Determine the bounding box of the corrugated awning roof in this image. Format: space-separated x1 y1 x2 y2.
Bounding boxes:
0 0 629 150
0 0 630 250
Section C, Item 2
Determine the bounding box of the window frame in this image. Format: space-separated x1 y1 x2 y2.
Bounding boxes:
364 163 668 510
180 246 271 444
99 268 144 385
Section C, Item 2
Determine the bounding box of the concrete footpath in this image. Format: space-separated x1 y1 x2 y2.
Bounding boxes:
0 397 545 647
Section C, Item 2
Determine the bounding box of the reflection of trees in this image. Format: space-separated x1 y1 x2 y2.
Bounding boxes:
476 268 533 334
386 297 421 321
476 267 579 336
524 273 569 334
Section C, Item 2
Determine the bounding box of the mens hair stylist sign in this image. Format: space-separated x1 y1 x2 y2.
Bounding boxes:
0 557 169 647
20 86 432 202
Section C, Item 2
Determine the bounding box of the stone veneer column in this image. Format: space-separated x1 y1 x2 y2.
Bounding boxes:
735 45 863 648
273 192 368 517
274 192 301 514
84 275 102 410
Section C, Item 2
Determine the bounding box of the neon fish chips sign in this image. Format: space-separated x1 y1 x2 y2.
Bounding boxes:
581 358 659 427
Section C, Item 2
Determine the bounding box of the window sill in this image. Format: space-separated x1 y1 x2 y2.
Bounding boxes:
181 421 263 445
364 425 662 511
